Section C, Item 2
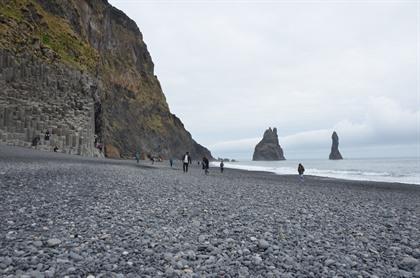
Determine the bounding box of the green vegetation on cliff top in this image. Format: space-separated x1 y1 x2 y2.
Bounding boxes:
0 0 98 72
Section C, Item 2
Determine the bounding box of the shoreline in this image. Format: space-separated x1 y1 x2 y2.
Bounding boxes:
2 144 419 189
216 167 420 192
211 159 420 187
220 167 420 190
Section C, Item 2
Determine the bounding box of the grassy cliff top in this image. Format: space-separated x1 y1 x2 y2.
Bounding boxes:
0 0 99 72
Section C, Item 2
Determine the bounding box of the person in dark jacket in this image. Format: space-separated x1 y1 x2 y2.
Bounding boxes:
202 157 209 175
182 152 190 173
298 163 305 181
44 130 50 141
220 161 224 173
32 136 40 147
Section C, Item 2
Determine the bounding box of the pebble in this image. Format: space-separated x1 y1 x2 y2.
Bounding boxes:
1 145 419 277
400 256 419 271
253 255 263 265
47 239 61 247
325 259 335 266
258 239 270 250
33 241 43 247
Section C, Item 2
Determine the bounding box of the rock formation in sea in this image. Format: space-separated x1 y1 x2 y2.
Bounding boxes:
329 131 343 160
252 127 285 161
0 0 212 159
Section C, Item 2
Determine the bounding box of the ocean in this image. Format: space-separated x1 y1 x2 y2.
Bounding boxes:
211 157 420 185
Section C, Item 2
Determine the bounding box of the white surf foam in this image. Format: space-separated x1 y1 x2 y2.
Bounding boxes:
210 160 420 185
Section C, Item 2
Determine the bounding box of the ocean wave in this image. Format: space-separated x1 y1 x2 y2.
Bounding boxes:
210 161 420 185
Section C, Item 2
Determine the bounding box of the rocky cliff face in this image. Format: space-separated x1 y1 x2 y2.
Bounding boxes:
0 50 100 156
329 131 343 160
252 127 285 161
0 0 212 159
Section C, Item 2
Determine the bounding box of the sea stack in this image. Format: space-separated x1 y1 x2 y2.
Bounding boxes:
329 131 343 160
253 128 285 161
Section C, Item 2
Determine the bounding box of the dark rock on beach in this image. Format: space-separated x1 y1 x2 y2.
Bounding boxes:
253 127 285 161
329 131 343 160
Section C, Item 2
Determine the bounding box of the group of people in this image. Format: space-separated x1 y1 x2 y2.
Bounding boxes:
31 130 51 147
133 150 305 180
31 130 59 152
181 152 214 175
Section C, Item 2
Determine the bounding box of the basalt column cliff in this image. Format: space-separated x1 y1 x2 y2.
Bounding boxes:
0 0 212 159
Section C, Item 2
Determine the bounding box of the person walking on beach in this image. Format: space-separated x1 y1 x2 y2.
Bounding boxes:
202 156 209 175
298 163 305 182
182 152 190 173
135 151 140 164
220 161 224 173
32 135 40 148
44 130 50 141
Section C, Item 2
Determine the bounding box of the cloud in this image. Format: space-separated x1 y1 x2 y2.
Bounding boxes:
108 1 418 158
336 96 420 146
210 97 420 158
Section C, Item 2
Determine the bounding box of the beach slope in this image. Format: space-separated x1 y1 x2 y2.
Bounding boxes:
0 145 419 277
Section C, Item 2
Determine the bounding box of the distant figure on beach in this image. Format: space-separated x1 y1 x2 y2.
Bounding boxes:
298 163 305 181
53 146 59 152
135 151 140 164
44 130 50 141
169 158 173 168
220 161 224 173
32 136 40 147
202 156 209 175
147 154 155 164
182 152 190 173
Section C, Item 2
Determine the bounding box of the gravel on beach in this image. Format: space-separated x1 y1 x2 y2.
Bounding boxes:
1 145 419 277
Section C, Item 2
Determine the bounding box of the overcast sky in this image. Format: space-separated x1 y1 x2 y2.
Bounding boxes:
109 0 419 160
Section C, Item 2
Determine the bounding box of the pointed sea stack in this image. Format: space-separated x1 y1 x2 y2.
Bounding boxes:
329 131 343 160
253 128 285 161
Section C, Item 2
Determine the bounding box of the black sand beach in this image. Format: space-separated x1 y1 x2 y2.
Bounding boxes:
1 145 419 277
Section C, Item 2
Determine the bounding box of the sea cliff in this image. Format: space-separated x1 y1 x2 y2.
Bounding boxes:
0 0 212 159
